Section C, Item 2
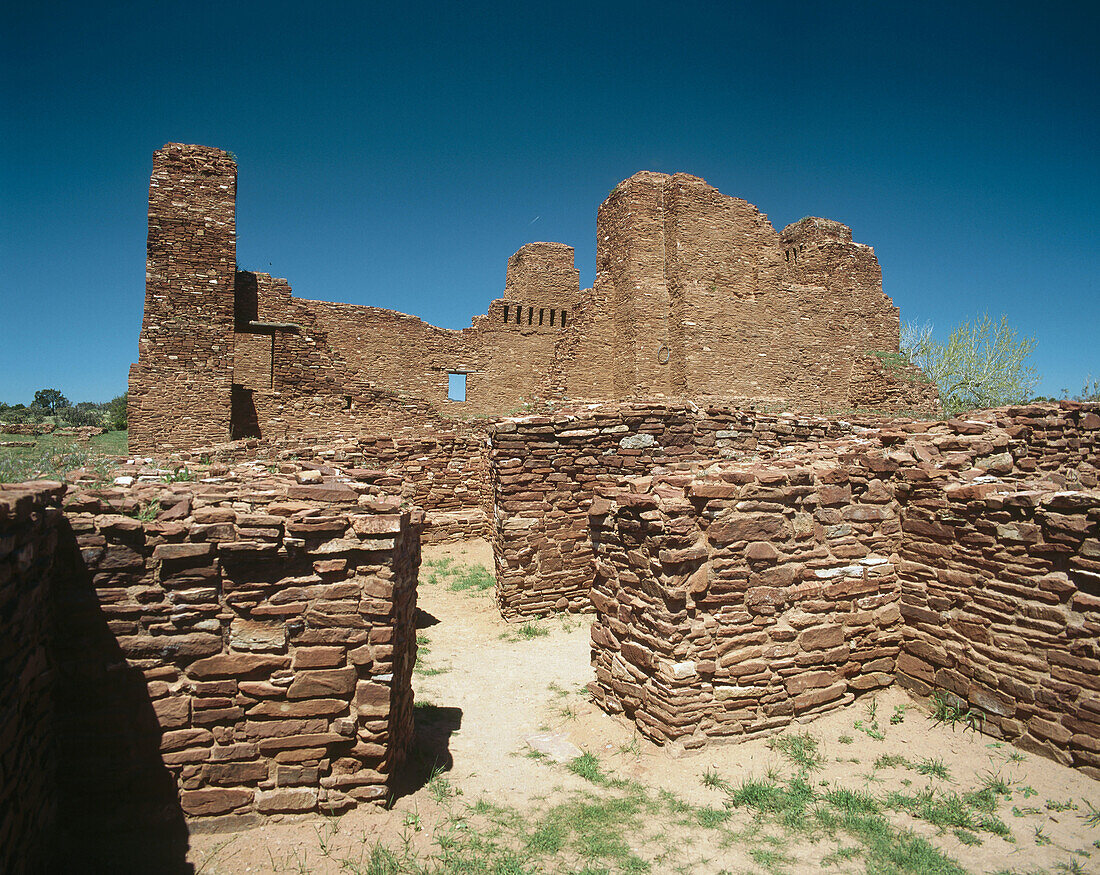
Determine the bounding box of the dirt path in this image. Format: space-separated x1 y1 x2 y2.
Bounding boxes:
190 540 1100 874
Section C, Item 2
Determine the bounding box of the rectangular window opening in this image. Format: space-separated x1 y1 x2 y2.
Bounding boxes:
515 304 523 323
550 309 556 327
561 310 568 327
503 305 509 323
539 308 545 325
527 306 533 325
448 372 467 402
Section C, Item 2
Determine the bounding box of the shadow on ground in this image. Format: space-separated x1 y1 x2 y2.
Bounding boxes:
391 703 463 801
416 607 441 629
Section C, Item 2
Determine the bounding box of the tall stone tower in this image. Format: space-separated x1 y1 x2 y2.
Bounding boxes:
128 144 238 452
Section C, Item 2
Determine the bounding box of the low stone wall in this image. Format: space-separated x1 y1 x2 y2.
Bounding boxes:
588 445 904 746
64 479 419 817
0 421 55 435
489 403 862 619
166 426 490 545
898 481 1100 778
0 476 419 870
583 402 1100 773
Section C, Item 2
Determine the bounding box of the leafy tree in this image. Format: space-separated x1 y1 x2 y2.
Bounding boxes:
106 392 128 431
901 314 1039 414
32 388 70 413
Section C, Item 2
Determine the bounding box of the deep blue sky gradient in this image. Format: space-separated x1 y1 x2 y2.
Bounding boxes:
2 1 1096 403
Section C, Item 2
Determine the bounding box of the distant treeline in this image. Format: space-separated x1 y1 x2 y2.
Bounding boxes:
0 389 128 431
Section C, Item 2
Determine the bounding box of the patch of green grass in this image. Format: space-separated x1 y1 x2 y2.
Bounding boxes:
915 758 952 780
1082 800 1100 827
748 846 793 873
728 772 971 874
874 754 910 770
885 787 1011 839
0 434 121 483
442 563 495 589
694 806 731 829
837 734 854 745
767 732 824 773
568 752 605 784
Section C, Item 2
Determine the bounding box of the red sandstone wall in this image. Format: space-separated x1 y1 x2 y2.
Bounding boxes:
129 146 928 453
129 144 238 452
575 402 1099 772
544 172 931 412
588 450 905 746
489 403 862 618
0 475 420 867
0 482 68 874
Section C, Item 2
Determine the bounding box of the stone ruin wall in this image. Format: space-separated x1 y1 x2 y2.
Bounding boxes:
584 403 1100 774
0 483 66 874
166 425 491 545
542 172 934 412
0 475 419 872
129 145 933 456
587 448 905 748
488 403 875 618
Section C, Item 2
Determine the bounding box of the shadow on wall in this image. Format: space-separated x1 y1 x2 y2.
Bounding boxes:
48 518 192 874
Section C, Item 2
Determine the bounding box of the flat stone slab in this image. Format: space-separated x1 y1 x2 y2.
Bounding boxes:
525 732 582 763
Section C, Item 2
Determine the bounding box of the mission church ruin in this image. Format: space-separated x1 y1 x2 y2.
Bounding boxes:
3 147 1097 869
128 143 934 449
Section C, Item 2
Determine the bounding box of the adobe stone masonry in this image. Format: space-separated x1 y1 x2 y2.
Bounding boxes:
128 145 934 452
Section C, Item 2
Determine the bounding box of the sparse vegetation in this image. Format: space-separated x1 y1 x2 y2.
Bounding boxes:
901 315 1039 413
930 690 986 733
422 557 495 595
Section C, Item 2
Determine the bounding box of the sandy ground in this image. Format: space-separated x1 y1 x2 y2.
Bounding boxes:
189 539 1100 874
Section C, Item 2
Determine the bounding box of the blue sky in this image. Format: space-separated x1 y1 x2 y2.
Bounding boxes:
2 1 1096 403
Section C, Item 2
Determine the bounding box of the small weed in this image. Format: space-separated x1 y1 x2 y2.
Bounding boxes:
518 622 549 639
954 828 982 846
1013 805 1043 817
767 732 825 773
427 767 454 803
134 500 161 521
1034 825 1052 846
568 752 605 784
874 754 909 770
930 691 985 733
1018 784 1038 799
838 734 854 745
915 758 951 780
1082 800 1100 827
702 768 732 792
853 700 886 740
979 771 1013 797
164 466 193 483
854 718 886 741
891 704 907 725
1046 797 1077 812
616 733 641 758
